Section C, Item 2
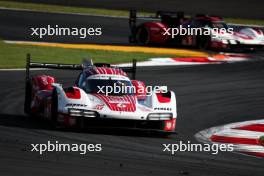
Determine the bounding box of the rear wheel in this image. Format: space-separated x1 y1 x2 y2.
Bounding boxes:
197 35 210 50
136 26 150 45
24 80 32 115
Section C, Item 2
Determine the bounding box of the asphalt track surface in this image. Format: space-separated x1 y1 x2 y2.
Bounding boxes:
0 9 129 44
1 61 264 176
9 0 264 19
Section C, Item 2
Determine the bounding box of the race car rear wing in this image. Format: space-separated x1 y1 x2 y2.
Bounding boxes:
129 10 184 24
25 53 137 81
129 10 184 42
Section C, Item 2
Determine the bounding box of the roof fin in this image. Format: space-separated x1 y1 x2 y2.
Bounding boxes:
82 58 93 68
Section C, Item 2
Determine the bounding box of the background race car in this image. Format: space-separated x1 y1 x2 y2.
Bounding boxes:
129 10 264 51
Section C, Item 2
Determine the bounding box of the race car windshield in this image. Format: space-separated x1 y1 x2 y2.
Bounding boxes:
84 78 134 96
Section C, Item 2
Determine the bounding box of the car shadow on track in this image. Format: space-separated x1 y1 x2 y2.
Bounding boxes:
0 113 175 138
0 113 53 130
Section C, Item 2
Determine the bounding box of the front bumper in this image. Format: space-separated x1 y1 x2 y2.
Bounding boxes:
58 111 176 132
79 118 177 132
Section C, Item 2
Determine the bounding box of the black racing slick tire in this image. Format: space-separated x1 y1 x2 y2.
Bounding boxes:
136 26 150 45
197 35 210 50
50 88 59 127
24 80 32 115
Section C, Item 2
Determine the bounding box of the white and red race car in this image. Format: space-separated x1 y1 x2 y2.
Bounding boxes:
129 10 264 51
24 54 177 132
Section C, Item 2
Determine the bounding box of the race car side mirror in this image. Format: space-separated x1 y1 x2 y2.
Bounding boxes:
131 80 147 100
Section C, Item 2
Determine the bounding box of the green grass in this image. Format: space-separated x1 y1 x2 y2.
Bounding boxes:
225 18 264 26
0 0 150 17
0 40 177 68
0 1 263 25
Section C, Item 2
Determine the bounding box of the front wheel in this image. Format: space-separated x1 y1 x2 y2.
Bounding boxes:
197 35 210 50
50 89 58 127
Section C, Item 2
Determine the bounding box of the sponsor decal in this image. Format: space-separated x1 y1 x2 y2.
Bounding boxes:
93 94 136 112
94 104 104 110
117 103 127 108
66 103 87 107
154 107 172 111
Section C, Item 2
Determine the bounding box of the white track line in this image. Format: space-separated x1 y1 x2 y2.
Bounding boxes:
116 58 208 67
213 128 264 139
234 144 264 152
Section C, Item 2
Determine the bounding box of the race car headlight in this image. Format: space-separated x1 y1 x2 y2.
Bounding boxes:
69 109 82 116
212 35 221 41
229 40 237 44
147 113 172 120
82 111 97 118
222 39 228 44
68 109 97 118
